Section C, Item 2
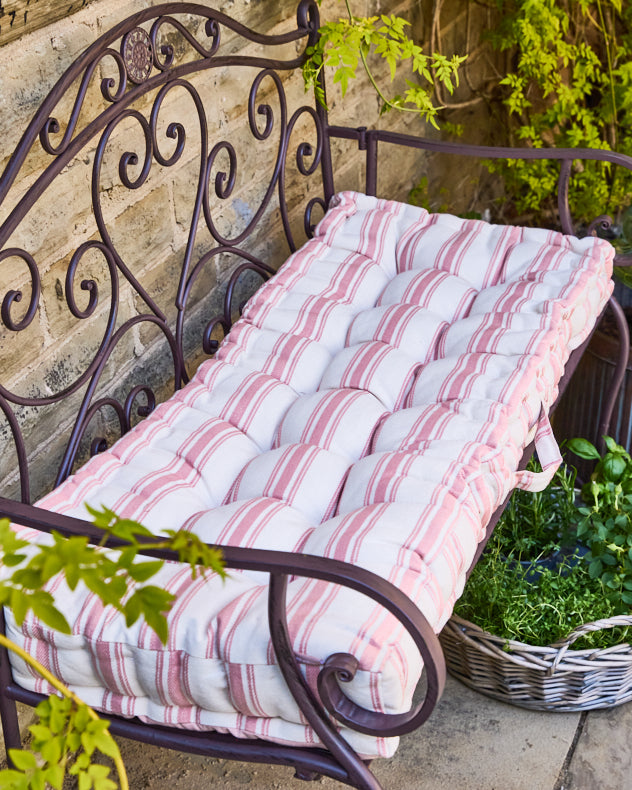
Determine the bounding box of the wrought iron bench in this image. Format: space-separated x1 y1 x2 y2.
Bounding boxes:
0 3 630 788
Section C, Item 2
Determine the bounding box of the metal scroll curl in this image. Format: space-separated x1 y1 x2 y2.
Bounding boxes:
55 316 179 486
65 241 119 322
248 73 276 142
195 250 275 356
0 249 41 332
317 651 438 737
557 166 632 266
206 142 237 204
202 69 287 248
60 386 156 483
100 51 129 104
150 14 221 72
92 108 153 207
150 78 208 172
586 213 615 238
278 105 325 252
91 111 169 323
266 567 445 790
85 385 156 459
0 243 121 411
296 0 321 45
583 213 632 266
304 197 327 240
40 49 128 157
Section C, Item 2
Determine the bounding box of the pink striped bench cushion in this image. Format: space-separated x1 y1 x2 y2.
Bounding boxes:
6 191 614 759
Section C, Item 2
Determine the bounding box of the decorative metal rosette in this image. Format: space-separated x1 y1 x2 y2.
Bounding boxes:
121 27 153 84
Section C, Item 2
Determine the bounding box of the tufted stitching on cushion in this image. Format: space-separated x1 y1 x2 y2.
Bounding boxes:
11 190 615 760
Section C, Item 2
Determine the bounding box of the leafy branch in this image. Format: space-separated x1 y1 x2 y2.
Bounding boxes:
0 506 225 645
303 0 466 127
487 0 632 226
0 637 127 790
0 507 226 788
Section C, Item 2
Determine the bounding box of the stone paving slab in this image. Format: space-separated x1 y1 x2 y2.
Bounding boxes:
13 676 632 789
106 676 580 789
564 702 632 790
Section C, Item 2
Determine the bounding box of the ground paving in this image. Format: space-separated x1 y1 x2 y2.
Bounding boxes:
95 675 630 789
4 673 629 788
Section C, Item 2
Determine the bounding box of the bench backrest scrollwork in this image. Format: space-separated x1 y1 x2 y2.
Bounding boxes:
0 0 331 504
3 0 632 506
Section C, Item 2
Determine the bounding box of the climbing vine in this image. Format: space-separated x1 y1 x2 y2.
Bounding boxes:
303 0 465 127
488 0 632 226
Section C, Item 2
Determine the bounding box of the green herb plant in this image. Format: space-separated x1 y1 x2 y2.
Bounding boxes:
499 456 578 560
455 451 632 649
569 435 632 610
455 537 629 648
303 0 466 128
487 0 632 227
0 506 225 790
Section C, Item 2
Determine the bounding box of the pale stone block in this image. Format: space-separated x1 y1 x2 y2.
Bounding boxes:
102 183 175 278
4 157 94 272
0 16 102 185
40 254 117 354
565 704 632 790
0 306 47 388
0 1 100 47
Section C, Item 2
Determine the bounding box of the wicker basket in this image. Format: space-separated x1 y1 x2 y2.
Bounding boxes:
439 613 632 711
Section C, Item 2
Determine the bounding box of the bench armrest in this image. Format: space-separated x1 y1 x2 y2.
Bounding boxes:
326 124 632 266
0 496 446 745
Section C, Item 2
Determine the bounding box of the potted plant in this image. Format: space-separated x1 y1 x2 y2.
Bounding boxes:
439 438 632 711
570 436 632 611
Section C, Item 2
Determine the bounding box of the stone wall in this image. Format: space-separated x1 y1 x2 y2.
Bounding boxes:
0 1 101 47
0 0 451 501
411 0 507 216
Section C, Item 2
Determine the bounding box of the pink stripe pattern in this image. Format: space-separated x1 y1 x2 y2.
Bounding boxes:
7 190 615 761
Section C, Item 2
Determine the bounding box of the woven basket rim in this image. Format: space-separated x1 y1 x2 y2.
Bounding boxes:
441 613 632 710
446 613 632 674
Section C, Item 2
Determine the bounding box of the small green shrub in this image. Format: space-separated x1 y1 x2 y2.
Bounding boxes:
488 0 632 226
455 542 628 649
303 0 465 127
455 453 632 649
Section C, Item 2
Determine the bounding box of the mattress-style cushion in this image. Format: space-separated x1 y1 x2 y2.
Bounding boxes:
6 191 614 759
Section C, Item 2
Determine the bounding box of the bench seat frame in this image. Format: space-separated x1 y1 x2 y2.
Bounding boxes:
0 2 631 787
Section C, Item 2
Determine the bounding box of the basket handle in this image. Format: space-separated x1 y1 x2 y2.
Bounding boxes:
514 409 561 493
548 615 632 673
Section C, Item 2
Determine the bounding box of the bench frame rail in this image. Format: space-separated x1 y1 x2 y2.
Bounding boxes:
0 2 631 787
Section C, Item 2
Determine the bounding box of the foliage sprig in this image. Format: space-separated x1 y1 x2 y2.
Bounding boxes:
569 436 632 609
487 0 632 226
303 0 465 127
0 506 225 645
0 506 226 788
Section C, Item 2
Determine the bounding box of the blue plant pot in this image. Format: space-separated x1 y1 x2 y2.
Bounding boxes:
512 544 589 582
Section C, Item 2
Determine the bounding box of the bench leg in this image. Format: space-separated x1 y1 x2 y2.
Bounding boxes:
294 768 321 781
0 611 22 762
0 687 20 761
